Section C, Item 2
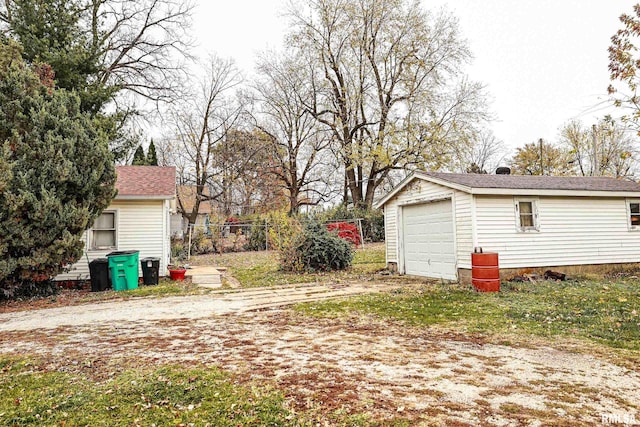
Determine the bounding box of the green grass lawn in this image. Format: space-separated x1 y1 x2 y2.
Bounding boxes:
0 358 298 427
193 243 388 288
296 278 640 351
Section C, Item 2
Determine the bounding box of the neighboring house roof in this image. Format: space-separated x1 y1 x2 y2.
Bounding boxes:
375 172 640 208
176 185 213 215
115 166 176 200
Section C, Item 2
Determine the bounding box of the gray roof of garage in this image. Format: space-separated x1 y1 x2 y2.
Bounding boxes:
375 172 640 208
425 172 640 192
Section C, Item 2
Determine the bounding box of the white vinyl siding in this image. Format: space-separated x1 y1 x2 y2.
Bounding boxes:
56 199 170 281
382 177 473 272
454 192 473 269
475 196 640 269
384 204 397 263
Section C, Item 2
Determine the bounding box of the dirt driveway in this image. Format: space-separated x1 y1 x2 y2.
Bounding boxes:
1 285 639 426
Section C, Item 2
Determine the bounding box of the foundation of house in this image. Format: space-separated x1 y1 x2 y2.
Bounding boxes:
457 262 640 285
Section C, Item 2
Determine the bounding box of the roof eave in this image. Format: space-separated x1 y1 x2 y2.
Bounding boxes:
115 195 175 201
471 188 640 197
374 173 640 208
374 172 472 208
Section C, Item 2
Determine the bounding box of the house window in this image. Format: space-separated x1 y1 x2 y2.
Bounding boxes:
629 201 640 229
515 198 539 232
92 211 117 249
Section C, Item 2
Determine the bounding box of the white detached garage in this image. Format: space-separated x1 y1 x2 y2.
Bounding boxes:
375 172 640 282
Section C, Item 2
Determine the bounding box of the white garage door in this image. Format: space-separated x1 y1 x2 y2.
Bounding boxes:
402 200 456 280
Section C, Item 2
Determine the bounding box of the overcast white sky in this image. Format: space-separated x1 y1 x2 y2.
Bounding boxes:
192 1 629 154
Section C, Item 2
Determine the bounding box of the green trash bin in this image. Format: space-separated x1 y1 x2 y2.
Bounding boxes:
107 250 140 291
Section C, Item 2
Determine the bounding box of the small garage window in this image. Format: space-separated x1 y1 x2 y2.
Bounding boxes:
628 200 640 230
515 198 539 232
91 211 117 250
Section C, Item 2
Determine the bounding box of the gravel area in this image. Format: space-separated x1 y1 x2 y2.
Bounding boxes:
1 286 639 425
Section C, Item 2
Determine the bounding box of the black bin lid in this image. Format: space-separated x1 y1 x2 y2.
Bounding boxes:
89 258 108 264
141 257 160 262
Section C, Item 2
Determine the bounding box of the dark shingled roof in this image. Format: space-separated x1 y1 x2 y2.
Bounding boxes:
115 166 176 198
424 172 640 192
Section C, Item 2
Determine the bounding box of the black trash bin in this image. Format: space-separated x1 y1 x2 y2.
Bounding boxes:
89 258 110 292
141 257 160 285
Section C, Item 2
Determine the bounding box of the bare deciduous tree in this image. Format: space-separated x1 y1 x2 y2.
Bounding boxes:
89 0 195 105
453 129 507 173
1 0 194 160
254 52 335 214
1 0 194 106
559 118 638 178
163 56 246 225
287 0 488 208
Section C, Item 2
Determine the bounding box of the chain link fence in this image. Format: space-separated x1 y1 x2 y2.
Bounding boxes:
171 218 366 261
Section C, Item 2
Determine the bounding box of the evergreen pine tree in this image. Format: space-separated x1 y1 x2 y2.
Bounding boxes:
132 145 146 165
146 139 158 165
0 38 116 298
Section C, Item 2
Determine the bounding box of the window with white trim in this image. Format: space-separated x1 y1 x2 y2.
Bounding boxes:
91 211 117 249
515 198 539 232
628 200 640 230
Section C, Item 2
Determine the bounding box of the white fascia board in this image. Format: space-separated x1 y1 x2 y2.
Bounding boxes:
470 188 640 198
373 172 471 209
413 173 472 193
373 173 417 209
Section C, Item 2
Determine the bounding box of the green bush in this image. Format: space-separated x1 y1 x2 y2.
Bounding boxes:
170 238 188 262
0 280 59 302
0 39 116 299
244 217 268 251
267 211 302 253
189 230 215 255
282 221 353 273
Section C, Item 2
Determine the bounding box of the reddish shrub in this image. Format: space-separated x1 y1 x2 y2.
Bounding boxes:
326 222 362 247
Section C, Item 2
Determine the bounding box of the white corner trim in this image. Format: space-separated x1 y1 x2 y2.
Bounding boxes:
471 194 478 248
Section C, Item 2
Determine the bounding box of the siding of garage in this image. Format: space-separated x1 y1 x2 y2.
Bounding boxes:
383 177 473 273
474 195 640 269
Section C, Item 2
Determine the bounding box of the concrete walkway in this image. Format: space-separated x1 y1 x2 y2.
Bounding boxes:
0 282 399 332
186 265 222 288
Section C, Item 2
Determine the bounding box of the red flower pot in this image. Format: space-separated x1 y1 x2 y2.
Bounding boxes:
169 268 186 281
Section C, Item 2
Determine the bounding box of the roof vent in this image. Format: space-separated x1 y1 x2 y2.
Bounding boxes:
495 167 511 175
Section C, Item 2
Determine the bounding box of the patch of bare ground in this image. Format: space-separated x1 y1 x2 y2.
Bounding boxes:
1 309 639 425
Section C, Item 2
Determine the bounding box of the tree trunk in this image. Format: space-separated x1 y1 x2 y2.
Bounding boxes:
289 189 299 216
346 166 363 207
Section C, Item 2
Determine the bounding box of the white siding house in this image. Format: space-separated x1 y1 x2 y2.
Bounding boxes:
56 166 176 281
376 172 640 281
